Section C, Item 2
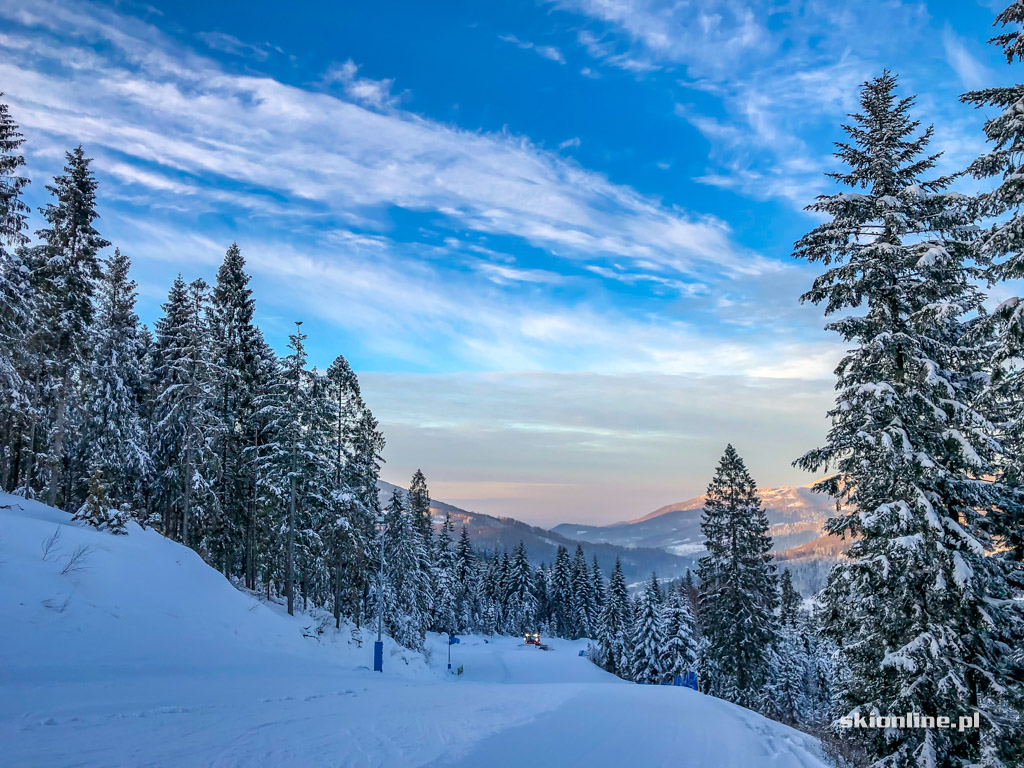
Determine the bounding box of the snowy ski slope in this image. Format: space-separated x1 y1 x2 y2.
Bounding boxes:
0 493 829 767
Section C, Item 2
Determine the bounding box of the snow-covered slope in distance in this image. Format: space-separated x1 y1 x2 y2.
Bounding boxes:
1 492 829 768
552 482 837 556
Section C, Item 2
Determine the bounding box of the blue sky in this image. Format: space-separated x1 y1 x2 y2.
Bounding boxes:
0 0 1015 524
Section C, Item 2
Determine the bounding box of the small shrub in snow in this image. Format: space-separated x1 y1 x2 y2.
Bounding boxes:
72 469 127 535
40 527 62 561
60 545 93 576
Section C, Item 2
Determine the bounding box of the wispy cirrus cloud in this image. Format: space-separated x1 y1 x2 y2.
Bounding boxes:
556 0 1003 209
0 0 772 284
0 0 840 378
197 30 283 62
498 33 567 64
942 25 992 90
0 0 855 520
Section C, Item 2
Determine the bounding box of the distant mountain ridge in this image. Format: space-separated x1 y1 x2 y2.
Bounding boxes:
377 480 694 587
551 483 843 593
380 479 844 594
552 482 837 555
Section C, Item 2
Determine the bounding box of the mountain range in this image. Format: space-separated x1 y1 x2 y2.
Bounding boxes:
378 480 692 587
380 480 845 593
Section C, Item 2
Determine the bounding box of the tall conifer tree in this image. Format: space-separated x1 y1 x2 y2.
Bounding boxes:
697 444 777 710
797 72 1015 767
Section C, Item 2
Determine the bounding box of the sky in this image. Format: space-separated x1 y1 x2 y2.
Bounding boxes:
0 0 1017 525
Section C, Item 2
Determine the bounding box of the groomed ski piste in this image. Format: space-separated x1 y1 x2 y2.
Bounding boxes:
0 493 829 767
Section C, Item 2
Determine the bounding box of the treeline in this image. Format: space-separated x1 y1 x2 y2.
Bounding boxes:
0 99 388 624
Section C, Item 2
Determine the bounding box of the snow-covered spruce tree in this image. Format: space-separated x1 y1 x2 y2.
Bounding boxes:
661 583 698 682
241 333 283 592
277 322 309 616
590 554 605 613
80 248 150 512
762 617 811 727
596 557 630 675
294 367 343 612
208 243 263 575
322 354 364 626
431 513 458 635
550 545 572 636
152 277 222 551
779 568 801 627
455 526 476 630
570 544 595 639
505 540 538 635
627 573 666 683
380 488 430 649
795 72 1015 767
339 401 385 627
961 16 1024 726
408 468 432 541
533 564 552 636
0 94 31 457
73 466 127 534
697 444 777 710
34 146 109 509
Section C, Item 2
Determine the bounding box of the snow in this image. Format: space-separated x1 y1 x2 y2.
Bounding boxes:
0 493 829 767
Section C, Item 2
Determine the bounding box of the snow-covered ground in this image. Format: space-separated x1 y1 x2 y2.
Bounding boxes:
0 493 829 767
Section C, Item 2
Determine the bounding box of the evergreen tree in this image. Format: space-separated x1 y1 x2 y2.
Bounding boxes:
431 513 457 635
380 488 430 649
961 17 1024 708
627 574 665 683
81 249 150 511
505 540 537 635
34 146 109 509
779 568 801 627
208 243 262 574
796 72 1015 767
697 444 777 709
661 583 698 682
570 544 595 638
596 557 630 675
762 621 811 727
408 468 432 541
322 353 364 626
73 466 128 534
0 94 30 435
550 545 572 636
590 554 605 611
152 277 221 549
455 526 476 630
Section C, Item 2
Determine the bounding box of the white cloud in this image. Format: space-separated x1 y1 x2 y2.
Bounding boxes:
559 0 992 210
322 59 402 109
0 0 838 385
0 0 777 282
498 33 566 64
942 25 991 91
558 136 581 149
196 31 282 61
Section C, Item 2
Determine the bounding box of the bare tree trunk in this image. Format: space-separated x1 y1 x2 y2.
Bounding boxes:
286 441 296 616
182 442 194 545
45 389 68 508
334 544 343 629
